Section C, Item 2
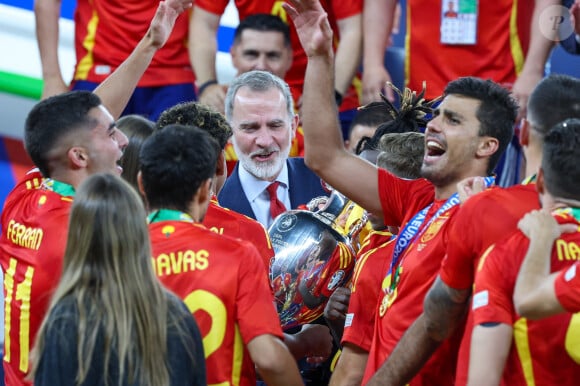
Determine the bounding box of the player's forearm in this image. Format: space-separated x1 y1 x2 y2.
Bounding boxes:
283 332 308 360
325 316 345 344
423 277 470 341
189 7 220 85
329 344 368 386
513 234 554 314
94 34 159 119
34 0 64 80
302 53 342 172
334 15 362 96
362 0 396 69
519 0 557 76
250 336 303 386
366 314 441 386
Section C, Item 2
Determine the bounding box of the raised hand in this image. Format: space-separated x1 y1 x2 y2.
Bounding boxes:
324 286 351 321
518 209 577 241
572 0 580 35
146 0 193 49
283 0 333 58
456 176 488 204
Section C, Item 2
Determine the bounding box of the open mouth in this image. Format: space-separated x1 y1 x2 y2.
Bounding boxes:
252 150 278 162
116 159 123 174
426 140 446 157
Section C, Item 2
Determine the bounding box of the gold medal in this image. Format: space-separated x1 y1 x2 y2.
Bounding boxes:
379 288 396 317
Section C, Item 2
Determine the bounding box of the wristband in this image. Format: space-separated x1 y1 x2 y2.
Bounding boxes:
197 79 218 97
335 90 343 106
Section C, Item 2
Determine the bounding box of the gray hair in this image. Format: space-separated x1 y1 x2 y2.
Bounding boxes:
225 70 294 121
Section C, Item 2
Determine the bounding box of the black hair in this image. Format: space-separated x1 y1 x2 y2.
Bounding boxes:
541 119 580 201
443 77 517 175
139 125 220 212
527 74 580 137
356 82 438 154
157 102 232 149
234 13 291 47
25 91 102 177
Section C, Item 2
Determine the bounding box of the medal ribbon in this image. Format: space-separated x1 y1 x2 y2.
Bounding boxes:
552 207 580 224
43 179 76 197
147 209 194 224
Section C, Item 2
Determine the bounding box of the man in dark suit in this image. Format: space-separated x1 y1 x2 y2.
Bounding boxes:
218 70 327 227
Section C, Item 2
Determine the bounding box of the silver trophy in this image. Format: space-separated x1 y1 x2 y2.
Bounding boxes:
268 190 362 329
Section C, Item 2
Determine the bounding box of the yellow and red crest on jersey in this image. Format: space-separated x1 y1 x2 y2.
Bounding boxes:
420 216 448 243
161 225 175 238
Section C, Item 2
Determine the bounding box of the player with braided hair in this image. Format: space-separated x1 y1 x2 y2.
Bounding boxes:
324 82 435 386
354 82 439 160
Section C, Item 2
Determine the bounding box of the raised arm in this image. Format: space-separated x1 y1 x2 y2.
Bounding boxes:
560 0 580 54
334 13 362 98
513 210 575 318
35 0 69 99
511 0 557 121
94 0 192 119
361 0 397 103
284 0 383 215
189 6 226 113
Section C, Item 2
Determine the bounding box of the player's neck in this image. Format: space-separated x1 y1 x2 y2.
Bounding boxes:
434 184 458 201
524 152 541 180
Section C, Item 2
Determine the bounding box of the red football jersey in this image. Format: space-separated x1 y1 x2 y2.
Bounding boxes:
1 173 74 386
555 261 580 312
405 0 533 99
73 0 194 86
149 216 283 386
440 183 539 385
194 0 362 111
204 198 274 275
342 231 393 351
472 211 580 385
363 169 461 385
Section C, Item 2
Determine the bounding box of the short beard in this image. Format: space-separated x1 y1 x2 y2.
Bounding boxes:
420 163 458 189
234 141 291 181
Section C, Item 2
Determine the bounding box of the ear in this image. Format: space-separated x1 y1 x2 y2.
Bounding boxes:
519 118 530 147
137 171 146 196
230 43 240 67
216 151 226 177
67 146 88 169
196 178 213 206
290 114 299 140
476 136 499 159
283 46 293 73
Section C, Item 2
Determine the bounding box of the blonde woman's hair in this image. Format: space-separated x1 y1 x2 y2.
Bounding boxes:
31 173 176 385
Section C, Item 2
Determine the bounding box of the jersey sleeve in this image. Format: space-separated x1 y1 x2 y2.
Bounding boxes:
247 220 275 276
377 168 433 228
554 262 580 313
471 236 523 326
194 0 229 15
330 0 363 19
236 241 284 343
439 202 479 290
